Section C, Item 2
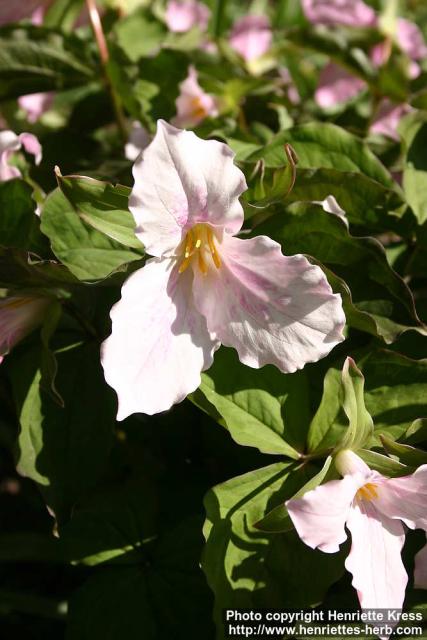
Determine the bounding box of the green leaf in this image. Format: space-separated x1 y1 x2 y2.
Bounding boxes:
40 189 142 281
307 358 373 454
255 456 334 533
233 122 394 186
56 174 143 250
0 25 95 98
404 418 427 445
399 111 427 225
198 347 310 458
0 179 41 251
202 462 346 637
338 357 374 451
362 350 427 443
307 365 346 454
62 487 211 640
380 434 427 466
9 342 116 523
114 9 166 62
357 449 410 477
40 299 63 406
256 204 425 343
284 168 405 230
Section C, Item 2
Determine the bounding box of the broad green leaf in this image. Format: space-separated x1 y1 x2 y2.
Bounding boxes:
399 111 427 225
404 418 427 445
0 179 41 251
362 350 427 443
338 357 374 451
307 358 373 454
380 434 427 466
307 365 346 454
0 25 95 98
198 347 310 458
202 462 346 637
9 342 116 523
40 189 142 281
256 204 425 343
56 174 143 249
255 456 335 533
233 122 394 186
64 504 211 640
283 168 405 230
114 9 166 61
357 449 410 477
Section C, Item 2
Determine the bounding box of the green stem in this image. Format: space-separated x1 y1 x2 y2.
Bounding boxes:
85 0 128 144
212 0 226 39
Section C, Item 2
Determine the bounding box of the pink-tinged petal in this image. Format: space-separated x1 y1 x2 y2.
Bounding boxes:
302 0 376 27
345 502 407 610
0 296 50 358
18 92 54 124
173 66 218 129
0 0 44 25
374 465 427 531
101 258 219 419
165 0 210 33
414 542 427 589
370 100 412 141
125 121 151 161
315 63 366 108
286 474 364 552
229 15 272 62
18 133 42 165
396 18 427 61
0 130 23 181
192 234 345 373
129 120 247 257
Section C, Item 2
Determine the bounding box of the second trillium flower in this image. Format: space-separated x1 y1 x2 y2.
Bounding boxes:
101 120 345 418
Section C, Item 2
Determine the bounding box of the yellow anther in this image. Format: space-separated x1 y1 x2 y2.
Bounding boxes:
356 482 378 502
207 228 221 269
178 224 222 275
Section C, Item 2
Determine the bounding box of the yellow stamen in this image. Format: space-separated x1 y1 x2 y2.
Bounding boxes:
356 482 378 502
190 97 208 120
184 229 194 258
198 251 208 275
178 223 222 275
207 228 221 269
178 255 192 274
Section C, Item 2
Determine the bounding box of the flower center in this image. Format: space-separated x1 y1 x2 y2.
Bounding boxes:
178 224 221 276
190 97 208 120
355 482 378 502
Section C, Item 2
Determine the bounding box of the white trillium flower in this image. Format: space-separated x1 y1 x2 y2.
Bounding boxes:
101 120 346 419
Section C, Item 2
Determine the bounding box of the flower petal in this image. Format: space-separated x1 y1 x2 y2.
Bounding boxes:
101 257 219 419
286 474 363 553
302 0 376 27
0 296 50 358
18 92 54 124
18 132 42 165
165 0 210 33
192 234 345 372
414 541 427 589
173 66 218 128
229 15 272 62
345 502 407 609
374 465 427 530
0 130 22 181
315 63 366 108
129 120 247 257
